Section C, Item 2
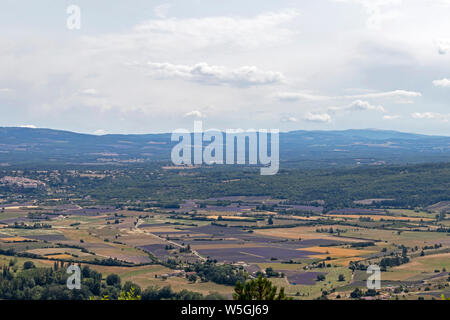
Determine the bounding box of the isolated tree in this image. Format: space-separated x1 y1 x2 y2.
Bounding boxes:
233 275 291 300
106 273 121 287
316 274 326 282
23 261 35 270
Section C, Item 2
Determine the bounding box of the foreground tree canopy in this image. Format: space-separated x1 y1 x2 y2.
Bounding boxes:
233 275 291 300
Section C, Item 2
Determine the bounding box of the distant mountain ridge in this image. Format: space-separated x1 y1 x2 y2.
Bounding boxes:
0 127 449 167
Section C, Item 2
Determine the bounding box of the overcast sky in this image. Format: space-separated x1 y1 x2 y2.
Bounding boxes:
1 0 450 135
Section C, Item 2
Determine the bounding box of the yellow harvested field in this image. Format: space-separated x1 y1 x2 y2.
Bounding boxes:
288 216 321 221
325 214 434 222
3 206 38 210
27 248 92 257
45 254 74 260
380 253 450 281
0 236 30 242
331 257 365 266
252 211 277 216
393 252 450 271
301 246 374 259
196 210 251 216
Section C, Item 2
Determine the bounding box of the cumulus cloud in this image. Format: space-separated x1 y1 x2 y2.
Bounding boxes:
143 62 286 87
303 112 332 123
348 100 386 112
1 3 449 134
280 116 298 123
184 110 205 119
432 78 450 88
411 112 449 121
331 100 386 113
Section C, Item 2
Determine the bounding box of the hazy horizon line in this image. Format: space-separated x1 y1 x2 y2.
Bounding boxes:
1 125 449 138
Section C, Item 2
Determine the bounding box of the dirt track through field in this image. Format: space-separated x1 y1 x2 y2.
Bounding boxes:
135 219 206 261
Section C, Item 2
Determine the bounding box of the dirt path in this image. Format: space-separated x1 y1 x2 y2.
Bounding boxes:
135 219 206 261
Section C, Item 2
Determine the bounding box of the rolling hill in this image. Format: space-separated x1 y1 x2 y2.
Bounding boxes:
0 127 449 167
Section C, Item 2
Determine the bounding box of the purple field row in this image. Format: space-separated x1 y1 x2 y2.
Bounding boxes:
24 234 67 241
283 271 327 285
328 208 385 214
138 244 169 259
196 246 317 263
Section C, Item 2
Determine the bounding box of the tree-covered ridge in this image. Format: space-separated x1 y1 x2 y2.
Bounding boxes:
3 162 448 210
0 127 450 166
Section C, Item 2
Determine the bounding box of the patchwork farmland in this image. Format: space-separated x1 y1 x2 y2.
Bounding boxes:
1 175 449 300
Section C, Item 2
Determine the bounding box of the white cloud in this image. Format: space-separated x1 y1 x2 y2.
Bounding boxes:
411 112 449 121
345 100 386 112
18 125 36 128
184 110 205 119
143 62 286 87
80 89 99 96
274 92 329 102
93 129 107 135
333 0 403 29
328 100 386 116
328 100 386 113
275 90 421 103
354 90 421 100
154 4 172 19
432 78 450 88
303 112 332 123
383 114 400 120
435 39 450 55
0 88 13 93
86 9 300 54
280 116 298 123
1 4 450 134
412 112 431 119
